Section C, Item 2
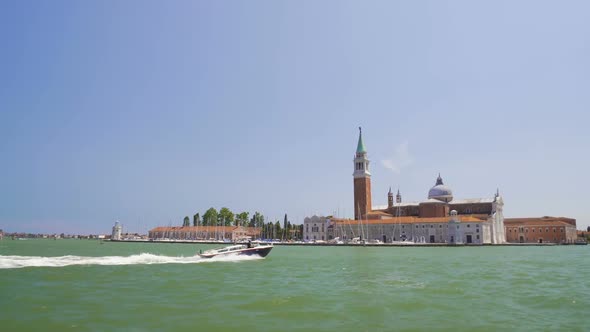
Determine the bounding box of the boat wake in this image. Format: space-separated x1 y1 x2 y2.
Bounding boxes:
0 253 264 269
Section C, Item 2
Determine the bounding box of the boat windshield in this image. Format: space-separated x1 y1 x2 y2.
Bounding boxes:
218 245 246 252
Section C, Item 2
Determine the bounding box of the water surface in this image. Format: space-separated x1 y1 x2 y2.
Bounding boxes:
1 240 588 331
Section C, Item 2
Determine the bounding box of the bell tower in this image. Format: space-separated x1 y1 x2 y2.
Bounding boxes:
353 127 372 220
388 187 394 209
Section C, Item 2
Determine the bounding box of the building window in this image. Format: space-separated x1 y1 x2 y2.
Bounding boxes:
439 225 442 228
560 228 563 232
545 228 549 232
467 224 471 228
539 228 542 233
476 235 480 240
416 225 418 228
431 225 433 228
476 229 479 233
553 228 556 232
532 228 535 233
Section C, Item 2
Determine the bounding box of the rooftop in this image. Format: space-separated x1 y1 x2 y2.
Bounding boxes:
356 127 366 154
372 197 494 210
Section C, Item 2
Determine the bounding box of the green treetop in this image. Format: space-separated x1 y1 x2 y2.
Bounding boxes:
203 208 218 226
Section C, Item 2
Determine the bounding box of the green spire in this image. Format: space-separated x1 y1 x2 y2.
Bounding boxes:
356 126 366 154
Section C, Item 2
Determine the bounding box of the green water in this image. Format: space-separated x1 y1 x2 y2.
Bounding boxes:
0 240 588 331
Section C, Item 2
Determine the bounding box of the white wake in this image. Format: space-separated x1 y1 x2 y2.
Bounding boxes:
0 253 264 269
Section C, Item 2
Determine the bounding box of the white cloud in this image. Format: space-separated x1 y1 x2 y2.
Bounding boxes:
381 141 413 174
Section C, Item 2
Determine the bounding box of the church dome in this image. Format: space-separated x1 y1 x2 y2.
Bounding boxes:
428 174 453 202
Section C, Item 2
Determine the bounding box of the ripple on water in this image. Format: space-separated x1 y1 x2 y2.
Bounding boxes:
1 242 589 332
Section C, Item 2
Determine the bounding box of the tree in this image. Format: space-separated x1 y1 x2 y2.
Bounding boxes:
219 207 234 226
286 221 292 240
283 214 288 240
250 212 264 228
183 216 190 227
203 208 218 226
265 221 274 239
275 221 281 240
236 212 249 227
193 213 201 226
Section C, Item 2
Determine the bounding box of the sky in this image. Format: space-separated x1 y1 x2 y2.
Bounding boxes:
1 0 589 234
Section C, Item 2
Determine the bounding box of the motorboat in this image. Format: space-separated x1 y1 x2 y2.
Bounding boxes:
198 242 273 258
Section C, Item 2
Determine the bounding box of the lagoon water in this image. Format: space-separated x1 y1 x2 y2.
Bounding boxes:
0 240 588 331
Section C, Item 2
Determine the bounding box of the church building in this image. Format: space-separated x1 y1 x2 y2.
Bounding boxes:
329 128 506 244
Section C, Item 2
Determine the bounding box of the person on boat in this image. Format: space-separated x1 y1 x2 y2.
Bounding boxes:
247 240 252 248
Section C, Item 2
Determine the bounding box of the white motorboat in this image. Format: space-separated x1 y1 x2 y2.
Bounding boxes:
198 241 273 259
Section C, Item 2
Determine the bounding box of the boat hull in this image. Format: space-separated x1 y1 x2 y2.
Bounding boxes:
199 246 273 259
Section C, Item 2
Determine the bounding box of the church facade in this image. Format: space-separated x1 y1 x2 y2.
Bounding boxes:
328 128 506 244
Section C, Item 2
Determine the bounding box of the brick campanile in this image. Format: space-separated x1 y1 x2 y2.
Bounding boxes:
353 127 372 220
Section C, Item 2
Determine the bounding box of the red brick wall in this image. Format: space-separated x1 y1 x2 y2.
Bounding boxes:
354 177 371 220
505 225 575 243
419 203 448 218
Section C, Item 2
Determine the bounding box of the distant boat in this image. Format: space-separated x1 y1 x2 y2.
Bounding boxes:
198 241 273 259
391 239 416 245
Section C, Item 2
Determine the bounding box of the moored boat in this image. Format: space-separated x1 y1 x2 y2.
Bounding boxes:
198 241 273 258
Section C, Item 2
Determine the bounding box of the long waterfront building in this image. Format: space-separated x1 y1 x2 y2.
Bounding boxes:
303 128 582 245
305 128 505 244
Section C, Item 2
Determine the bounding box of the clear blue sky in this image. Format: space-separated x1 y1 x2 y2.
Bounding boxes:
1 0 589 234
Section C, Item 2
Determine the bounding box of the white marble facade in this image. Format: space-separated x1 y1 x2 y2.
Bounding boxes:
303 215 329 241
